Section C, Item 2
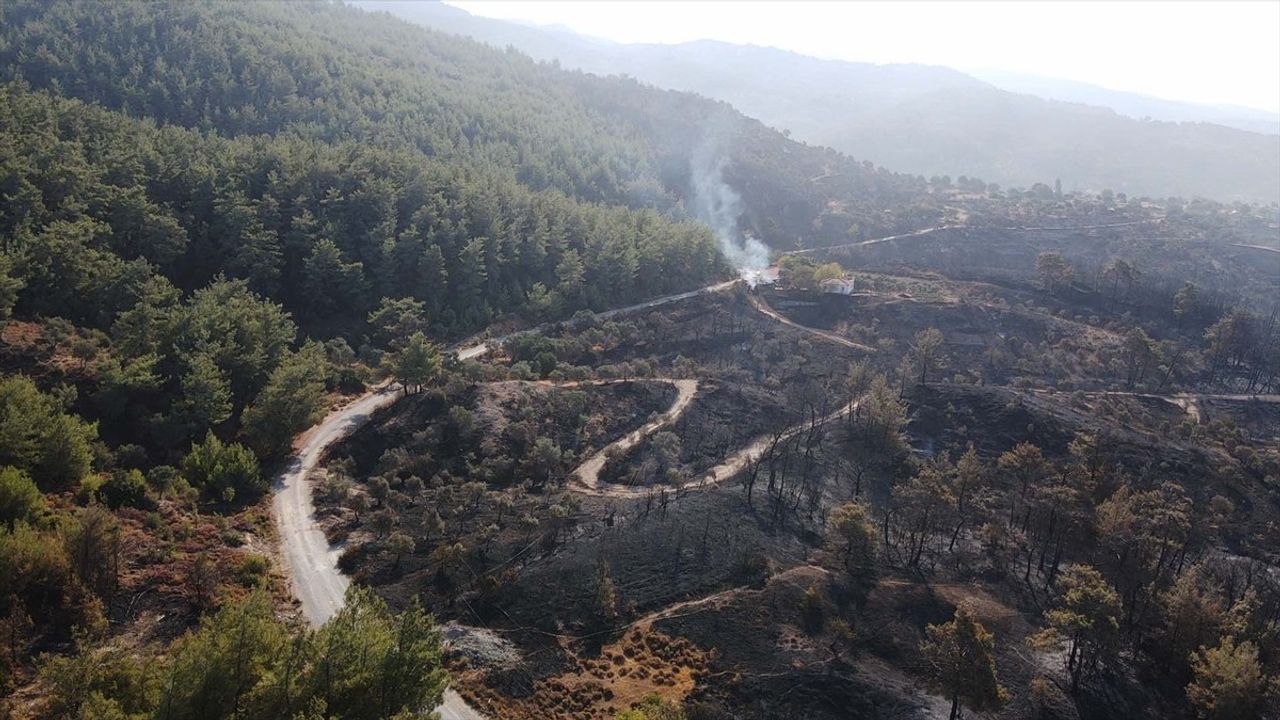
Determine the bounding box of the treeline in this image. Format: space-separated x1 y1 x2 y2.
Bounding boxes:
0 0 956 251
0 82 725 464
0 86 724 337
0 0 668 209
36 587 446 720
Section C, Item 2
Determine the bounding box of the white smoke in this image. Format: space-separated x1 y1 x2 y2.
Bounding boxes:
690 146 771 283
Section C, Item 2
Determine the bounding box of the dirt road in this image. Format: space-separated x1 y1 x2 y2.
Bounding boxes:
571 379 699 490
748 294 876 353
1032 388 1280 424
453 278 741 362
780 219 1159 258
273 386 486 720
782 226 947 256
578 396 859 499
273 386 400 626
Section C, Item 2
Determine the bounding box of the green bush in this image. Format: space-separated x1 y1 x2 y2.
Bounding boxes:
0 376 97 488
236 554 270 587
0 465 43 530
181 433 264 504
98 469 148 509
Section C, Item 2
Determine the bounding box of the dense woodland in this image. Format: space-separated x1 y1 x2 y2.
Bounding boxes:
0 2 1277 720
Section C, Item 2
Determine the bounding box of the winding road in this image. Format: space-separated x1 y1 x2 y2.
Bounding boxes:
272 278 742 719
569 379 700 490
272 243 1275 718
272 276 872 717
575 395 860 499
273 385 398 626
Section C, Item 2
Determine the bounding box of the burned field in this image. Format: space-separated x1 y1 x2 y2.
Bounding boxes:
763 278 1129 390
314 260 1279 719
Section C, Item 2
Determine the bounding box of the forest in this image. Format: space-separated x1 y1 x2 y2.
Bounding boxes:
0 1 1277 720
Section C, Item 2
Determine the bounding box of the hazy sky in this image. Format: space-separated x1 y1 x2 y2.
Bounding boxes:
448 1 1280 114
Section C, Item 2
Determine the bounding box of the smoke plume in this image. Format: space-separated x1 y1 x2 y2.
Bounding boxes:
690 144 770 280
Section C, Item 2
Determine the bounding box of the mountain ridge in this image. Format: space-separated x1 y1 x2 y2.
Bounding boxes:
377 0 1280 203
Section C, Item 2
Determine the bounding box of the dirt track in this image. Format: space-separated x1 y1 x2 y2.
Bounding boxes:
272 279 742 720
452 278 741 362
569 379 699 489
577 396 860 499
780 219 1159 258
272 277 873 717
1031 388 1280 424
273 386 399 627
782 226 947 256
748 294 876 353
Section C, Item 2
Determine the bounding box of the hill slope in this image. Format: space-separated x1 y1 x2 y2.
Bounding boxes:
971 69 1280 135
375 0 1280 203
0 0 961 258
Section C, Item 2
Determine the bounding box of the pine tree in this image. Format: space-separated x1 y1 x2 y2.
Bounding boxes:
386 332 442 394
921 604 1007 720
1187 636 1273 720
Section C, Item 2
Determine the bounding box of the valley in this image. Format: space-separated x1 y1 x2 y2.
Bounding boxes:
0 2 1275 720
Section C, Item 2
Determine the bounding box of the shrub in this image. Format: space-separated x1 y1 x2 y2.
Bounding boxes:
0 465 43 530
236 553 270 587
38 642 160 718
98 469 148 509
180 432 264 503
0 376 97 487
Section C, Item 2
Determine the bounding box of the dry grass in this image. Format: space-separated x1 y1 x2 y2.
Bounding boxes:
460 627 712 720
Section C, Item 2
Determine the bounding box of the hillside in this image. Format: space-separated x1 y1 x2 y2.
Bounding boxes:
0 0 963 261
0 3 1277 720
375 0 1280 203
971 69 1280 135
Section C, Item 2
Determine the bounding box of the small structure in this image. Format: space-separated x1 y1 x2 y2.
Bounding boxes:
819 277 856 295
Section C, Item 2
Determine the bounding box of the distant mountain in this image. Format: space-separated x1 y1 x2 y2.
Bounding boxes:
970 69 1280 136
366 1 1280 204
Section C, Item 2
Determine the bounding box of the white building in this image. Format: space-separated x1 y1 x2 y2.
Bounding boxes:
819 277 856 295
